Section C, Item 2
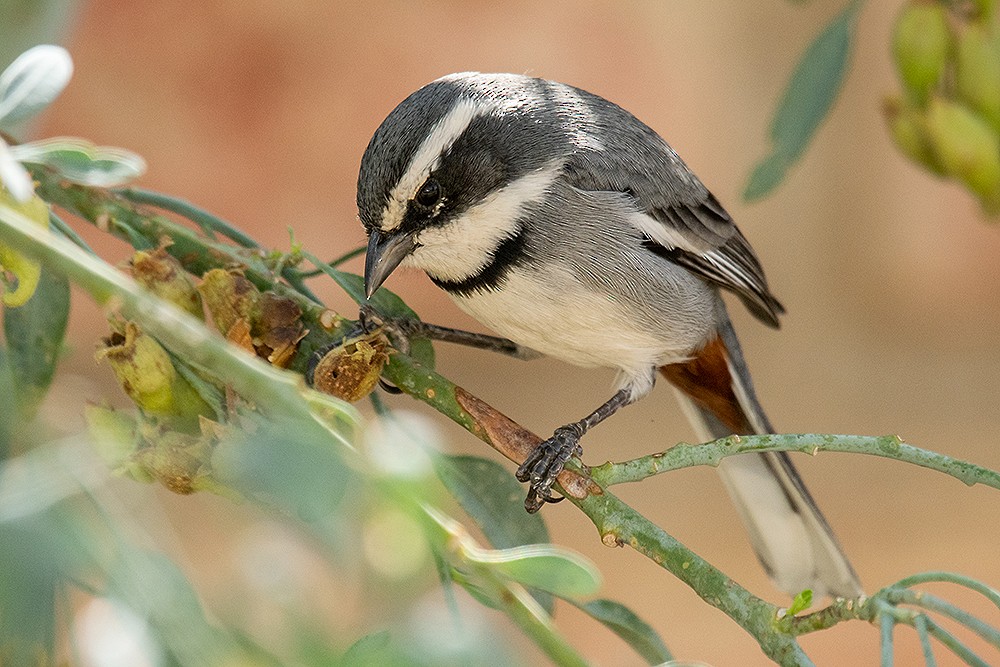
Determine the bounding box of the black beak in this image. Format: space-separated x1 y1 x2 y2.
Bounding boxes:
364 229 417 299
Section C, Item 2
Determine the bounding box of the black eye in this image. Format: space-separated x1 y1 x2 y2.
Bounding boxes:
414 178 442 208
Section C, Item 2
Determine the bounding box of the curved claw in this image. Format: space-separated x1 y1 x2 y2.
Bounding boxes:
358 304 381 333
358 304 411 354
524 486 565 513
378 378 403 394
517 425 583 513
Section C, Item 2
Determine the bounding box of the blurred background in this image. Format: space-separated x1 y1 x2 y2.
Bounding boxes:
4 0 1000 664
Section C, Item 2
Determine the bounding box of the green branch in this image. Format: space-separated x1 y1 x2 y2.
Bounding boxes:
590 433 1000 492
380 350 812 666
0 202 359 437
9 172 1000 665
115 187 261 249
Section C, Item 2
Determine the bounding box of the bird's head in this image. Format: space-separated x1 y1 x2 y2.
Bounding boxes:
357 72 569 297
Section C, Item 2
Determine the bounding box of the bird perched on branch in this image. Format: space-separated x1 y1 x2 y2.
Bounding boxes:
357 72 861 599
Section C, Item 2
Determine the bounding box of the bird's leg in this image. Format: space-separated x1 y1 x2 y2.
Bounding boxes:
517 387 634 512
358 304 539 359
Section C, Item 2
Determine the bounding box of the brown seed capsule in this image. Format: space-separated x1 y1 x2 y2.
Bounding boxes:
133 431 211 495
255 293 307 368
310 330 390 402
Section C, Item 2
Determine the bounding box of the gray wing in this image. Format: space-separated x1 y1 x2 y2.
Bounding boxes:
560 132 784 328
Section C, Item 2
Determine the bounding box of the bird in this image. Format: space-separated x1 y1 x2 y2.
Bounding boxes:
356 71 862 599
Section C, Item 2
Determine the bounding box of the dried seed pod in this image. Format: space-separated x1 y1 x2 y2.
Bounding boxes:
198 268 261 335
97 321 178 414
255 292 307 367
310 328 390 402
131 246 203 318
84 404 154 483
96 321 212 421
133 430 211 495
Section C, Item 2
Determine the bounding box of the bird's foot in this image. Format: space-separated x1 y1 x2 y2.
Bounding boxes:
516 425 583 512
358 304 412 353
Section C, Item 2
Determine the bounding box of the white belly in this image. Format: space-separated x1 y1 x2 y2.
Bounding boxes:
448 268 698 379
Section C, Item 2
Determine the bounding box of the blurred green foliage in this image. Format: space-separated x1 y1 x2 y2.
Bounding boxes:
3 3 1000 666
886 0 1000 215
0 0 78 89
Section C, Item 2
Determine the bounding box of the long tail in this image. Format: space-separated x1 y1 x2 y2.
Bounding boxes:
660 307 862 599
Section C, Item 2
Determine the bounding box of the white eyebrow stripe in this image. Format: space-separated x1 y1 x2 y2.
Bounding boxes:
380 98 491 232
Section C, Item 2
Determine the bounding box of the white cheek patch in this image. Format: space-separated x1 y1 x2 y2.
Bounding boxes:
380 98 492 232
405 163 562 282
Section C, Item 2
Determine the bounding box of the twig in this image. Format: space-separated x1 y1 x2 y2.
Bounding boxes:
115 187 260 248
48 209 94 253
914 614 937 667
922 617 990 667
895 572 1000 610
381 350 813 666
590 433 1000 492
294 245 366 277
882 588 1000 648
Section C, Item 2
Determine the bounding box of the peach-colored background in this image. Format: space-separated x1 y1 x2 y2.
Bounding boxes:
20 1 1000 664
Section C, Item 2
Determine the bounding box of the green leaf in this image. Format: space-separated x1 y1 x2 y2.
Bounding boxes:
467 543 601 599
2 263 69 420
453 575 502 610
786 588 813 616
106 548 245 665
0 516 60 666
0 44 72 127
0 500 108 667
0 348 12 459
341 630 391 666
744 153 791 202
211 414 351 521
568 598 673 665
435 454 554 613
435 454 549 548
744 1 861 201
11 137 146 187
316 266 435 370
169 354 226 421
